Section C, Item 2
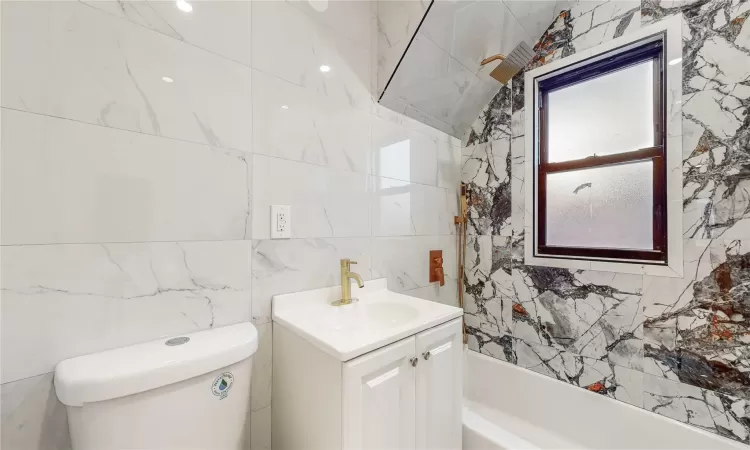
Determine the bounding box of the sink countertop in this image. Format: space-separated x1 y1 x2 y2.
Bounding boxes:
272 278 463 362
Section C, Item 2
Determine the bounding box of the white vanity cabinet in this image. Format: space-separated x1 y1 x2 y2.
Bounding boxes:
273 318 462 450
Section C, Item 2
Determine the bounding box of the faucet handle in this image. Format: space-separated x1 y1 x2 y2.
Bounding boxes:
340 258 357 269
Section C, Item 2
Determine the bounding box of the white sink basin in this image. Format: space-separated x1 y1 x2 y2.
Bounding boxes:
325 301 420 331
273 279 463 361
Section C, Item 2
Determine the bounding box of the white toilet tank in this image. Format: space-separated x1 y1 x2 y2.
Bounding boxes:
54 323 258 450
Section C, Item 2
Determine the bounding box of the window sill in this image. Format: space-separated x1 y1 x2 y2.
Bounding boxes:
523 249 683 278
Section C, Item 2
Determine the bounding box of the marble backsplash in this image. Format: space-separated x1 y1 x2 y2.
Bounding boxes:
462 0 750 444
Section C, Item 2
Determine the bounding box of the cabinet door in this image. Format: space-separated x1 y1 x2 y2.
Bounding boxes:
342 336 416 450
415 318 463 450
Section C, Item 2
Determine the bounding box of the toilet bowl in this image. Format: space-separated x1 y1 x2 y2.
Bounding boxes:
54 323 258 450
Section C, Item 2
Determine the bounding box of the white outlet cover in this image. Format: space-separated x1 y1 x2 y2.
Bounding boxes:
271 205 291 239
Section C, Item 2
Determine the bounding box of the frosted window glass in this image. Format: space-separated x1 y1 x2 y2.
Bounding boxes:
546 161 653 250
547 61 654 163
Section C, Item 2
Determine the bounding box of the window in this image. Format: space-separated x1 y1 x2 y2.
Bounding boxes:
524 17 683 276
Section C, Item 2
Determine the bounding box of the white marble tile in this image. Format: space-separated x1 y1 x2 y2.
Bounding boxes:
286 0 374 47
251 322 272 412
438 186 460 236
371 176 440 236
386 33 476 126
374 101 456 145
420 0 532 74
376 0 430 94
251 237 371 324
1 373 71 450
504 0 560 42
83 0 252 65
251 155 370 240
378 93 409 115
371 235 456 293
251 0 371 111
253 70 370 174
1 241 252 383
403 104 462 138
250 406 272 450
437 141 461 189
1 1 252 151
371 115 438 185
1 110 250 245
405 277 459 307
450 74 503 135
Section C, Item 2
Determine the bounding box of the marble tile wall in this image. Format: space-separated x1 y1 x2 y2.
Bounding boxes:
0 1 461 449
462 0 750 445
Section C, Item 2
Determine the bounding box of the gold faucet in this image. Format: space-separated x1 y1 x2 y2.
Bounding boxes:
331 258 365 306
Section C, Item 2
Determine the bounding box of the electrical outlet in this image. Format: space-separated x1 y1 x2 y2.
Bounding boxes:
271 205 291 239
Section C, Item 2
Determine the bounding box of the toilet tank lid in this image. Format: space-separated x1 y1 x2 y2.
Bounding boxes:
54 322 258 407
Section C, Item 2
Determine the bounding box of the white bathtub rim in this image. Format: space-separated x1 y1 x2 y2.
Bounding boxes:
465 349 748 450
463 404 539 450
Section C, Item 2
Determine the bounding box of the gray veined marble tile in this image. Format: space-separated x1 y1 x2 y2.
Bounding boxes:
463 235 514 336
512 266 645 371
641 0 750 241
644 374 750 444
515 339 644 408
1 241 252 383
466 325 517 364
505 1 562 43
461 138 512 236
464 84 513 147
568 1 641 53
644 239 750 400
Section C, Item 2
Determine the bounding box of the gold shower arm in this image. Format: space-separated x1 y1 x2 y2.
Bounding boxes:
480 54 506 65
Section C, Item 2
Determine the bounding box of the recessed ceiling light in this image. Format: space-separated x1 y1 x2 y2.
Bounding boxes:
176 0 192 13
281 105 289 109
319 65 331 73
668 58 682 66
162 76 174 83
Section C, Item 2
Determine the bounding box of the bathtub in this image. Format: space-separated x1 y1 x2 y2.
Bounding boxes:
463 350 746 450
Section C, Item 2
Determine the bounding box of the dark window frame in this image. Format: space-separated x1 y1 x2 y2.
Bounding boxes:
534 37 667 264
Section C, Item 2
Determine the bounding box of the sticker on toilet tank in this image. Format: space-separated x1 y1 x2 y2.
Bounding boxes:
211 372 234 399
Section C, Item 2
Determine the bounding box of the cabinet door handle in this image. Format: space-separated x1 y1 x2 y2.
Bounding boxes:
410 357 418 367
422 351 431 360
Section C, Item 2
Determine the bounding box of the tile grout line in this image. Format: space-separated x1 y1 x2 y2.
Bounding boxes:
1 234 458 248
1 371 54 387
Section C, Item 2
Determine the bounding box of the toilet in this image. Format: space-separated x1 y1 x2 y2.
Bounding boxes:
54 323 258 450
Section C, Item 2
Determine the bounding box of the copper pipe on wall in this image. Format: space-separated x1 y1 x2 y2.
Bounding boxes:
454 183 469 344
